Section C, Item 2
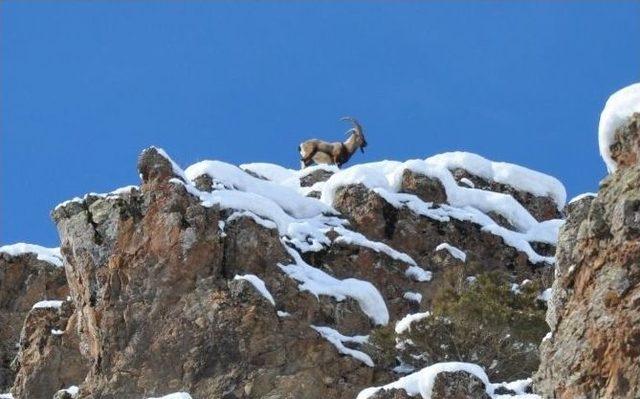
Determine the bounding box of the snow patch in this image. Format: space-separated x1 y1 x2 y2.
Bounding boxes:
537 288 552 303
51 329 65 336
459 177 475 188
435 243 466 262
426 152 566 208
319 157 562 264
403 292 422 303
395 312 430 334
356 362 492 399
227 210 278 230
598 83 640 173
405 266 433 282
568 192 597 204
32 300 64 310
233 274 276 306
279 245 389 325
0 243 63 267
311 325 373 367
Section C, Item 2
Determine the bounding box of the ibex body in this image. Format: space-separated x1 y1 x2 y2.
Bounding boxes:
299 117 368 169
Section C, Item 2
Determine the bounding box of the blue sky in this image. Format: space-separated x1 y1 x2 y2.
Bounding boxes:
2 2 639 246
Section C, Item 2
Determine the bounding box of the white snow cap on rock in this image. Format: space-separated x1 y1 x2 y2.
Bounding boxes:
233 274 276 306
0 243 63 267
320 156 563 264
568 192 597 205
395 312 430 334
435 243 466 262
279 245 389 326
356 362 492 399
32 300 64 309
599 83 640 173
311 325 373 367
426 152 566 209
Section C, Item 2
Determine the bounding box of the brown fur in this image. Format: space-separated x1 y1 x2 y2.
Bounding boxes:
299 117 367 168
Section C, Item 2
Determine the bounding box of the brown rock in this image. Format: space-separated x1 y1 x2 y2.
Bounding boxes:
0 252 68 391
10 301 88 399
400 169 447 204
534 114 640 398
609 113 640 171
430 370 492 399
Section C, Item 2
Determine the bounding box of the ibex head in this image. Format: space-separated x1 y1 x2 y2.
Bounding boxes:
341 116 367 153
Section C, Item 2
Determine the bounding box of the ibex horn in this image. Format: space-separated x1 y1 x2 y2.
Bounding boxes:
341 116 363 136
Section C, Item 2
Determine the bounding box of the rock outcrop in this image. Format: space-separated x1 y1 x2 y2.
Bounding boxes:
11 301 88 399
535 114 640 398
0 249 68 391
4 148 566 398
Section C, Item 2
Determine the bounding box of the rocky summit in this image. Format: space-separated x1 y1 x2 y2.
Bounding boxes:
1 107 639 398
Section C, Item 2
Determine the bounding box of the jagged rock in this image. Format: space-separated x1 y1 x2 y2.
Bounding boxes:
400 169 447 204
10 301 87 399
609 113 640 171
450 168 562 222
333 182 551 306
0 252 68 391
48 148 389 398
300 169 334 188
535 115 640 398
430 370 492 399
5 146 565 398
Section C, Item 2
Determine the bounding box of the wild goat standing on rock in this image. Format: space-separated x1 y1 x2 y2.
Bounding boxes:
299 117 368 168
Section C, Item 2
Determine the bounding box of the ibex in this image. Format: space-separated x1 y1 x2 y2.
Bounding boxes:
299 117 368 169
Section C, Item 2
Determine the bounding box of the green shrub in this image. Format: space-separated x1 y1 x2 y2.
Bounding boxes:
370 267 548 380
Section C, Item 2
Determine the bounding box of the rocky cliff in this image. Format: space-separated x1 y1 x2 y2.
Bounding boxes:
534 113 640 398
2 147 567 399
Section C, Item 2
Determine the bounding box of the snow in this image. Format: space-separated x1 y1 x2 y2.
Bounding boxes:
403 292 422 303
333 226 419 266
54 185 139 210
58 386 79 397
185 160 334 219
395 312 430 334
405 266 433 282
233 274 276 306
311 325 373 367
426 152 566 208
435 243 466 262
279 245 389 325
568 192 597 204
459 177 475 188
537 288 552 303
147 393 192 399
598 83 640 173
51 329 65 335
542 332 553 342
0 243 63 267
491 378 539 399
277 310 291 318
0 394 13 399
32 300 64 309
227 210 277 230
356 362 492 399
154 147 188 181
319 157 562 264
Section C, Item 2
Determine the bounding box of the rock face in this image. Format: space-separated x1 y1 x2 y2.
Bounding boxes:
535 114 640 398
430 371 492 399
0 251 68 391
5 147 566 398
11 301 88 399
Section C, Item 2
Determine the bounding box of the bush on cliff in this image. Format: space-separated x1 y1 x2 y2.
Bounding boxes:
368 267 548 380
